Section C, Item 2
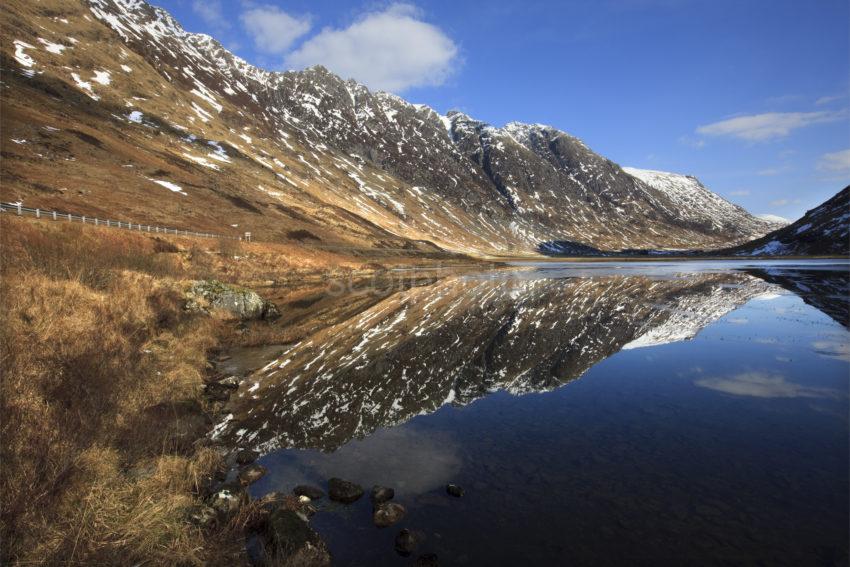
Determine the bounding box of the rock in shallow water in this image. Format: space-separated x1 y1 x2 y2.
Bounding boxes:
446 484 464 497
395 528 423 556
328 478 363 503
371 485 395 504
294 484 325 500
373 502 406 527
414 553 440 566
238 463 267 485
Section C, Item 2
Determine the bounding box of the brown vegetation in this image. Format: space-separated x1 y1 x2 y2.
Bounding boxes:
0 216 268 565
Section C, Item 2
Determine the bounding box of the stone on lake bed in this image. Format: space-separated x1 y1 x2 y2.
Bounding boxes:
238 463 267 485
373 502 406 527
414 553 440 566
395 528 423 556
328 478 363 503
446 484 464 497
293 484 325 499
370 485 395 504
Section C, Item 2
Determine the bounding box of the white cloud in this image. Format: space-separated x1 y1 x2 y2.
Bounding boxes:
240 4 312 54
728 189 750 196
696 110 847 142
193 0 229 30
817 148 850 172
284 3 459 92
770 198 789 207
816 94 845 106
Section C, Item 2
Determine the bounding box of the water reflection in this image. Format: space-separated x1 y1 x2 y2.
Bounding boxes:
219 261 848 566
216 269 779 451
695 371 840 399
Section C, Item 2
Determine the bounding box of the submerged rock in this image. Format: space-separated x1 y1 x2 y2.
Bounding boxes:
373 502 406 528
446 484 464 497
395 528 423 556
185 280 280 320
370 485 395 504
294 485 325 500
328 478 363 503
414 553 440 566
238 463 267 485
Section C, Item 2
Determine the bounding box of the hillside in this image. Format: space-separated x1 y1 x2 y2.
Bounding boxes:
0 0 780 257
726 186 849 257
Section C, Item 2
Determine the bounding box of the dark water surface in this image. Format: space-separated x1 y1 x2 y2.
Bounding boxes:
220 260 849 566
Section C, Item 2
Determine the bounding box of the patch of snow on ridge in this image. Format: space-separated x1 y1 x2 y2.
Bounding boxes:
147 178 186 195
127 110 143 123
748 240 787 256
13 40 36 68
71 73 99 100
92 70 111 85
756 214 790 225
38 38 67 54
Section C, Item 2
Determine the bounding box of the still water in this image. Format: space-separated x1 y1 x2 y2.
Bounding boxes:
218 260 849 566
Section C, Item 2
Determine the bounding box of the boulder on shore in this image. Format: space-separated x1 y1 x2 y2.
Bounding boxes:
262 509 331 567
185 280 280 320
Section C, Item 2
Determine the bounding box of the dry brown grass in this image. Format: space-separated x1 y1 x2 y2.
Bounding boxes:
0 216 254 565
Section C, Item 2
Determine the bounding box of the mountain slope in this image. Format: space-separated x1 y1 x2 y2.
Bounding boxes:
623 168 788 239
726 186 849 256
1 0 781 255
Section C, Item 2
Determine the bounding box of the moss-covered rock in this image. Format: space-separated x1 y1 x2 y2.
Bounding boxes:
185 280 280 320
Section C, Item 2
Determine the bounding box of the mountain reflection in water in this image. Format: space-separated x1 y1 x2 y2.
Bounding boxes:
216 261 848 566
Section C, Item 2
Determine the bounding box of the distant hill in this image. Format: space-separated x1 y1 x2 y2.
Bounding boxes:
724 186 849 257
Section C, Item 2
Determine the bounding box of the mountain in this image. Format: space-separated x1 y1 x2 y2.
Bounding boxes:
623 168 788 238
756 213 791 225
726 186 849 257
0 0 781 256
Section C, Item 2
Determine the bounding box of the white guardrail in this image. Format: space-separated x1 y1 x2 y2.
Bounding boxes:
0 202 246 240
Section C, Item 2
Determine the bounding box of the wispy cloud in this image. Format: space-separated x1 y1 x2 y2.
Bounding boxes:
193 0 229 30
678 135 705 149
728 189 750 196
240 4 312 54
769 198 801 207
815 94 846 106
696 110 847 142
285 3 459 93
817 148 850 172
757 165 791 176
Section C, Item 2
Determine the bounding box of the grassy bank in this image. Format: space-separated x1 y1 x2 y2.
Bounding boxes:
0 215 407 565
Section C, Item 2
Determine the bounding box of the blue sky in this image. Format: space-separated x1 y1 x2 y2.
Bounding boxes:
156 0 848 221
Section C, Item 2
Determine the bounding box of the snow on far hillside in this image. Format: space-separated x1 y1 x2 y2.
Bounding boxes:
622 167 777 239
756 213 791 226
